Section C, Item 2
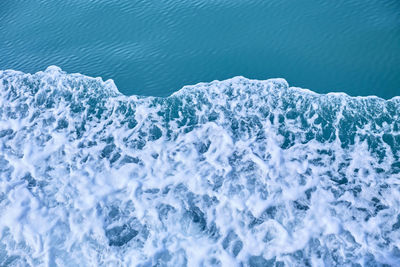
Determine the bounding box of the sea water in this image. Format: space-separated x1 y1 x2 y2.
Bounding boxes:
1 1 400 266
0 0 399 97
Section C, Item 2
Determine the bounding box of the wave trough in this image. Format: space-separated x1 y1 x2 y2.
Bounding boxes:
0 67 400 266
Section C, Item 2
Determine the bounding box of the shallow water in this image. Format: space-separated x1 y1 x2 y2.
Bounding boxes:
1 0 399 97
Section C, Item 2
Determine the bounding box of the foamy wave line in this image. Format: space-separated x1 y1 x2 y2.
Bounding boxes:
3 65 400 100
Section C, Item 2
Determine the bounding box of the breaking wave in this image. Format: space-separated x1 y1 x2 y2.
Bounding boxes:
0 66 400 266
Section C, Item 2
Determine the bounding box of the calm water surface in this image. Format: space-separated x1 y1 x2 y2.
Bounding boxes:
1 0 399 98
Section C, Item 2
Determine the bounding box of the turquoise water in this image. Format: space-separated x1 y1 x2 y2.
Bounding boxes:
1 0 399 97
1 1 400 266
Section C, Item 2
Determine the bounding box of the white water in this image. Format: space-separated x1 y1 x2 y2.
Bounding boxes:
0 67 399 266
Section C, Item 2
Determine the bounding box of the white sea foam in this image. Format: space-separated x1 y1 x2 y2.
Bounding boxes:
0 67 399 266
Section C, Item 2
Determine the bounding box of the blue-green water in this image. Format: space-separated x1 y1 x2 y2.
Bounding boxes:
1 0 399 97
2 1 400 266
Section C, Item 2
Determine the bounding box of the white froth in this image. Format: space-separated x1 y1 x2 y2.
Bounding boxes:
0 67 399 266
